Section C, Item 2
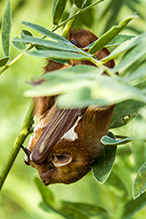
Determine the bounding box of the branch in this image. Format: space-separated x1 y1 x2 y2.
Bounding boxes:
0 102 34 190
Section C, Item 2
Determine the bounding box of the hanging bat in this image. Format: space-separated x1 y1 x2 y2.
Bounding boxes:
21 29 115 185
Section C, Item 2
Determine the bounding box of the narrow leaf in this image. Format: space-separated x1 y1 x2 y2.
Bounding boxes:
74 0 87 8
133 162 146 199
105 172 128 196
91 132 117 184
24 65 99 97
12 37 26 50
25 67 146 109
114 41 146 72
125 62 146 83
91 76 146 105
85 34 135 50
12 35 78 52
35 177 55 207
107 34 135 47
101 136 133 146
21 29 33 37
1 0 12 56
57 205 89 219
22 21 70 44
0 57 9 67
52 0 67 25
89 16 135 55
61 201 109 218
28 49 89 61
101 32 146 64
113 193 146 219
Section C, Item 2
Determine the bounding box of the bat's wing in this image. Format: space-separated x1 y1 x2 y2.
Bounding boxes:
31 108 84 163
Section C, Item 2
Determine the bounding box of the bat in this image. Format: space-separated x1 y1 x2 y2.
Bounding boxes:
21 29 115 185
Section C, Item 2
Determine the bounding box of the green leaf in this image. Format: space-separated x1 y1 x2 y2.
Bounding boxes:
12 37 26 50
90 76 146 105
52 0 68 25
0 57 9 67
125 62 146 83
114 40 146 72
35 177 55 207
22 21 70 44
85 34 135 50
25 65 146 109
28 49 89 61
24 65 100 97
61 201 109 218
107 34 135 47
110 80 146 129
101 32 146 64
1 0 12 56
21 29 33 37
76 2 93 28
12 35 78 52
113 193 146 219
74 0 87 8
133 162 146 199
35 177 89 218
91 132 117 184
105 172 128 197
89 16 134 54
56 204 89 219
101 135 133 146
110 99 146 129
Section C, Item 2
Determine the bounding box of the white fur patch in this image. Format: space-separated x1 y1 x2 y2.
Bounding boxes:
61 116 82 141
61 123 78 141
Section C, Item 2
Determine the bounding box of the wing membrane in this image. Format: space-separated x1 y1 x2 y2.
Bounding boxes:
32 108 84 163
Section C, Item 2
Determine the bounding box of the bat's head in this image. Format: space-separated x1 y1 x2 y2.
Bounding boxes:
28 140 92 185
23 105 115 185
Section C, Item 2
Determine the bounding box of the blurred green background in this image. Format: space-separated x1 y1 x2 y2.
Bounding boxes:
0 0 146 218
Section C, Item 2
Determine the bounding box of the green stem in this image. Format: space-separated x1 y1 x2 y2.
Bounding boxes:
0 44 34 75
73 45 116 76
61 5 79 38
0 102 34 191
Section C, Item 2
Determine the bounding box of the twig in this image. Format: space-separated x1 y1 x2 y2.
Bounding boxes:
0 102 34 190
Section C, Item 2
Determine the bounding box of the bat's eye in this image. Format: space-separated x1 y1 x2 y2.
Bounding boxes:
70 40 77 45
48 164 54 171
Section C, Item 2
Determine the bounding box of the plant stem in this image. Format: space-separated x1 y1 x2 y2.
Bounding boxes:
0 102 34 190
61 5 79 38
0 44 34 75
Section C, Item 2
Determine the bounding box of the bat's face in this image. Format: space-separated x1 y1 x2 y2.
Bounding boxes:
29 141 92 185
23 29 115 185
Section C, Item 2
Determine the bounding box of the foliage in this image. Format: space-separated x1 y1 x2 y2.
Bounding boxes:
0 0 146 219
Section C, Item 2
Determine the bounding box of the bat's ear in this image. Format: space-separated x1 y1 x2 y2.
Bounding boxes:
52 152 72 167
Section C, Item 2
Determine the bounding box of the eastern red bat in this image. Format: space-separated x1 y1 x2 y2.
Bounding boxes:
22 29 115 185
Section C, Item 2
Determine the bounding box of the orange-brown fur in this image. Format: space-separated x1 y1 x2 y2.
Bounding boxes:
26 29 115 185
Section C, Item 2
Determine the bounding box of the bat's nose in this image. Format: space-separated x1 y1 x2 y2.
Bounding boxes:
39 171 51 185
42 178 50 186
38 162 54 185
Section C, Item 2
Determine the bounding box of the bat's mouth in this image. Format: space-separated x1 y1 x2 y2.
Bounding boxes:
42 179 50 186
